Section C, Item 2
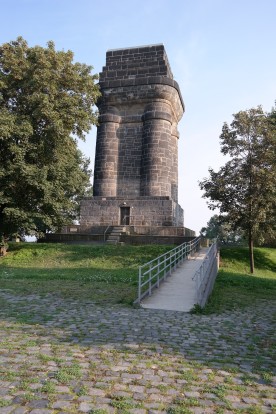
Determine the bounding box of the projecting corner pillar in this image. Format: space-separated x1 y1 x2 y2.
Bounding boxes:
170 123 179 203
93 108 121 197
140 102 173 197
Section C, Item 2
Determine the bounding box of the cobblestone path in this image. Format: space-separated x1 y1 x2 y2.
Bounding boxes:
0 290 275 414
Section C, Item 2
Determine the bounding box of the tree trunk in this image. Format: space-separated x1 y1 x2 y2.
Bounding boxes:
0 246 7 257
249 229 254 274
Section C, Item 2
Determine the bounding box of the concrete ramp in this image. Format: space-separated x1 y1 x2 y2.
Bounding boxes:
141 248 209 312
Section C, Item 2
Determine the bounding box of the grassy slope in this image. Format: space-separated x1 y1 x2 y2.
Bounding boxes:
1 243 275 311
204 247 276 313
0 243 173 305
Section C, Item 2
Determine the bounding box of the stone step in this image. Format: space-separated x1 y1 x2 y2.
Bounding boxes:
105 226 126 244
106 240 118 244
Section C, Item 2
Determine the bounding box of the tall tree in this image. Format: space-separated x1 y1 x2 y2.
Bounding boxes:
199 105 276 273
0 37 100 237
200 214 244 244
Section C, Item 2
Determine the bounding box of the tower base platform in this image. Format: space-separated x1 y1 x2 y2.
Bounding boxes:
40 225 196 245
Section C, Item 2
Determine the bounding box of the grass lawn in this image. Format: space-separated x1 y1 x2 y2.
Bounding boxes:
0 242 173 305
204 246 276 313
0 243 275 312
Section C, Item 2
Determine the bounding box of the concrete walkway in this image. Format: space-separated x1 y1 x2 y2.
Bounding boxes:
141 247 209 312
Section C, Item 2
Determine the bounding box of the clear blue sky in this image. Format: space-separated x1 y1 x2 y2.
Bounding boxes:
1 0 275 233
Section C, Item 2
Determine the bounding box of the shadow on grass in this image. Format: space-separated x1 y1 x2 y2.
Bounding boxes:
254 248 276 272
220 246 276 273
217 270 276 290
203 270 276 314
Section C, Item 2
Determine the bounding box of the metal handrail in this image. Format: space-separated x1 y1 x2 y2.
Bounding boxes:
192 240 219 307
104 225 111 242
136 237 201 303
122 215 131 225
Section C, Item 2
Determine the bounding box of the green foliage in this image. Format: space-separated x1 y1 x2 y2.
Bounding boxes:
199 104 276 271
200 214 244 244
0 37 100 237
190 303 204 314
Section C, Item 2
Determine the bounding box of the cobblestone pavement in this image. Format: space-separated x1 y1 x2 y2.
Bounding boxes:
0 290 275 414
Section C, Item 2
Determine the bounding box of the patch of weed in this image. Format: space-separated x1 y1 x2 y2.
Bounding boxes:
174 397 201 407
246 406 265 414
179 369 197 382
241 374 257 386
76 385 89 396
41 381 56 393
38 353 64 364
0 399 11 408
111 396 135 409
260 370 273 384
212 385 226 399
167 407 193 414
55 363 82 384
190 304 204 314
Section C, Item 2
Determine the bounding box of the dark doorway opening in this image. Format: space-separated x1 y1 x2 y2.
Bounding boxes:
120 207 130 225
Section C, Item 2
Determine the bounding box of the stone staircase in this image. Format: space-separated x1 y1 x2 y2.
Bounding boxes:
106 226 126 245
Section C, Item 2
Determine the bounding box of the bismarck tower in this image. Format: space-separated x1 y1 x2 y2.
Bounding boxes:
80 44 188 236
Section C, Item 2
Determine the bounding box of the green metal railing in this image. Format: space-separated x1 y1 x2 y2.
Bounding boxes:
136 237 201 303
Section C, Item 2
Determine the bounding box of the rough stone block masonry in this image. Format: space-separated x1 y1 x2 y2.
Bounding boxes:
80 44 185 228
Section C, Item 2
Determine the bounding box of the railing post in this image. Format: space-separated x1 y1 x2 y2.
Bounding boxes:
104 225 110 242
197 266 202 305
149 264 152 296
138 266 142 302
157 257 160 287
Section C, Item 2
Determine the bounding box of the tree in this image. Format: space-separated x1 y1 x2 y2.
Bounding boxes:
199 105 276 273
200 214 244 244
0 37 100 237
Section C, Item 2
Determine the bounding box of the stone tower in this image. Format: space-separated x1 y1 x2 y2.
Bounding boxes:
80 44 185 229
